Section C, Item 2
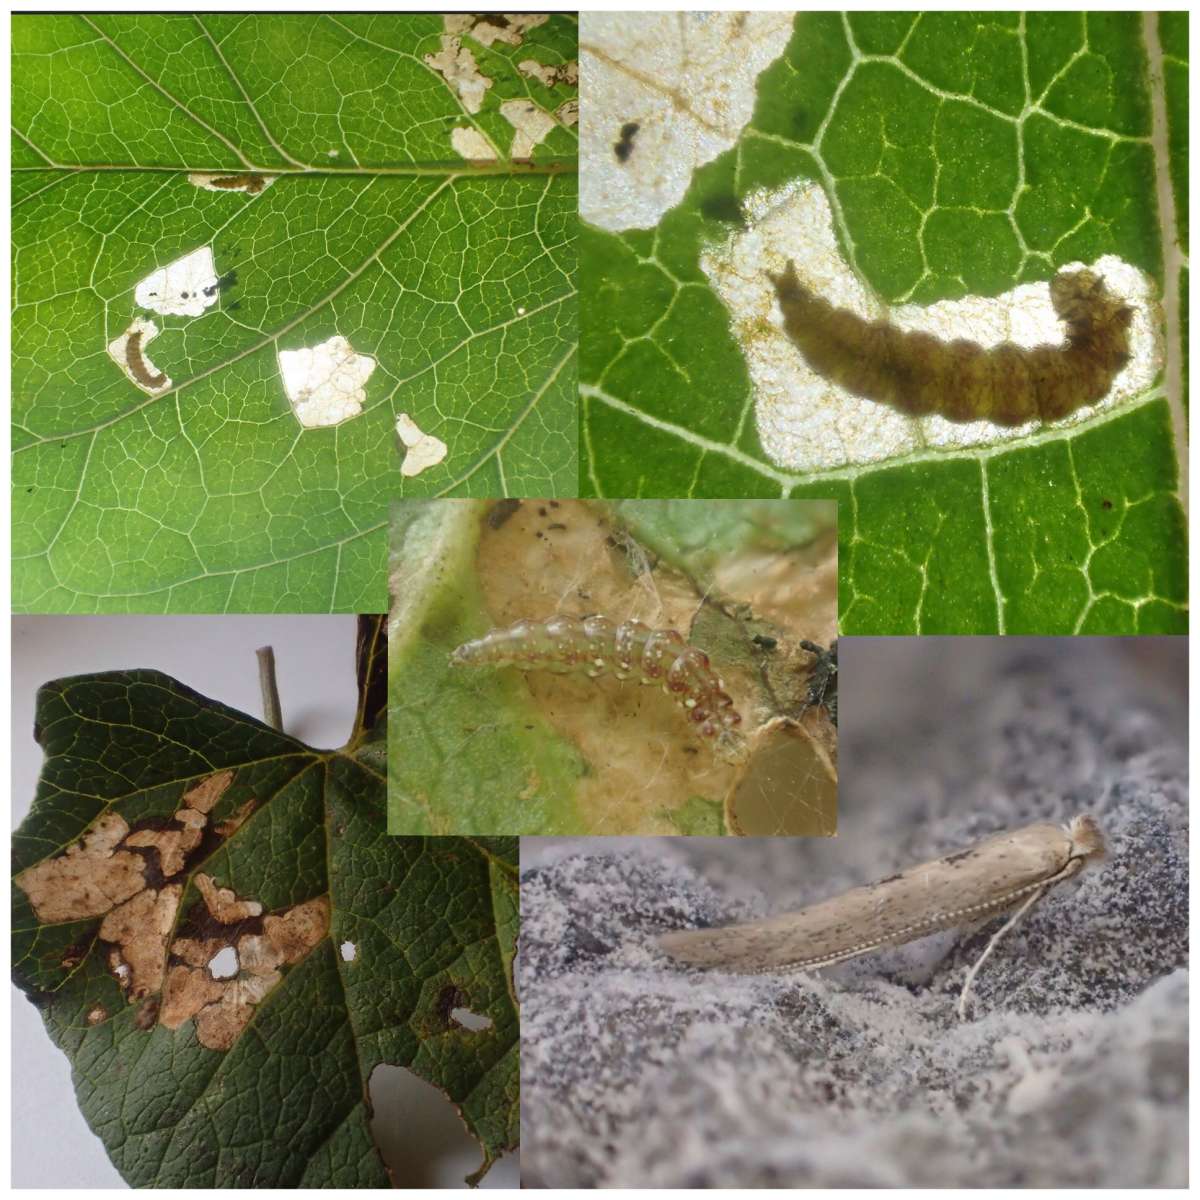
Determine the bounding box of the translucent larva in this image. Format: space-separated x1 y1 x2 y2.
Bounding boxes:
450 615 745 758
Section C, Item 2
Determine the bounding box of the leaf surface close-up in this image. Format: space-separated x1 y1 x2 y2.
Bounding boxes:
11 615 519 1187
580 11 1186 634
388 498 838 837
13 13 578 613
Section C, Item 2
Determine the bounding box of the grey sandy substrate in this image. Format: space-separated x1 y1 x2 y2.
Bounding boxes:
519 641 1187 1187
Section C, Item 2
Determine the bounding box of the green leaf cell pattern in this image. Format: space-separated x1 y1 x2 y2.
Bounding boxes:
13 14 578 613
581 12 1186 634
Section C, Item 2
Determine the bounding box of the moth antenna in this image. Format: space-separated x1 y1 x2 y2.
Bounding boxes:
957 884 1048 1021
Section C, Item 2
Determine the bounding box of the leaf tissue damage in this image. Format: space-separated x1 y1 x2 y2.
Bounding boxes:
389 499 838 837
12 766 324 1051
12 13 578 613
12 616 518 1187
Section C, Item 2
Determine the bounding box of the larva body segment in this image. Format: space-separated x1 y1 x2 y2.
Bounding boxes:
207 173 268 194
658 816 1106 974
125 331 168 390
770 264 1133 427
450 615 744 755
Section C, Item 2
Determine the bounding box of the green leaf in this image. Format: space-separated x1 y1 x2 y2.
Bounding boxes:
656 794 728 836
11 615 518 1187
580 12 1186 633
13 13 578 613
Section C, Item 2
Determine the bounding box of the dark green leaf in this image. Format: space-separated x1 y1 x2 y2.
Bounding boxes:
12 615 518 1186
580 12 1186 633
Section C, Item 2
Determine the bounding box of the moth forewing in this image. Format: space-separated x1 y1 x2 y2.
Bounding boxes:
658 817 1105 974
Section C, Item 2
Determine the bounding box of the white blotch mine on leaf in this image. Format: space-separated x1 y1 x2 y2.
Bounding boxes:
14 770 242 1008
518 57 579 88
162 884 330 1051
581 11 793 230
107 318 171 395
425 35 492 114
188 172 277 196
134 245 221 318
340 941 357 962
556 99 579 127
14 812 145 922
396 413 448 477
450 126 499 161
429 16 549 114
446 13 548 47
701 179 1165 473
501 99 557 157
278 335 377 428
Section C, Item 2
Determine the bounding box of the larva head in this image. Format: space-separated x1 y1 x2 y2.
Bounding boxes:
1050 269 1102 321
767 260 802 299
449 640 484 667
1050 269 1132 332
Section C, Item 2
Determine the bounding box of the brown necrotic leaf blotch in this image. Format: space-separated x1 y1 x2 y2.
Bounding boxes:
769 264 1134 426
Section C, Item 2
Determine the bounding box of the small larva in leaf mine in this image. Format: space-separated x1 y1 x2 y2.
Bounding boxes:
124 329 168 391
106 317 171 395
450 615 746 761
769 263 1134 426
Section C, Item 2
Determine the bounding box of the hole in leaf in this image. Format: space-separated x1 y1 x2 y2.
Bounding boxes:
368 1064 518 1187
340 941 357 962
449 1007 493 1032
207 946 239 980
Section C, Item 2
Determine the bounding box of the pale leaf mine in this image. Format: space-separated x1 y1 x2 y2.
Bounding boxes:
15 768 330 1050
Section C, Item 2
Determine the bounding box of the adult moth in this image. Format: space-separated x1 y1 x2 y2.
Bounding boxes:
659 816 1105 1018
770 263 1134 426
450 615 745 760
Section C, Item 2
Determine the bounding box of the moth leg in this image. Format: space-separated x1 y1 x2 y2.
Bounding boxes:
956 884 1048 1021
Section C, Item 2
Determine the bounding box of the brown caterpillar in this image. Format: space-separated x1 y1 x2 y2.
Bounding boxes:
769 263 1134 426
125 330 168 390
450 615 745 757
207 173 268 194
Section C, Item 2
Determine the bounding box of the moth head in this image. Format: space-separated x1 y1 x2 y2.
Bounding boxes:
1066 814 1106 864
